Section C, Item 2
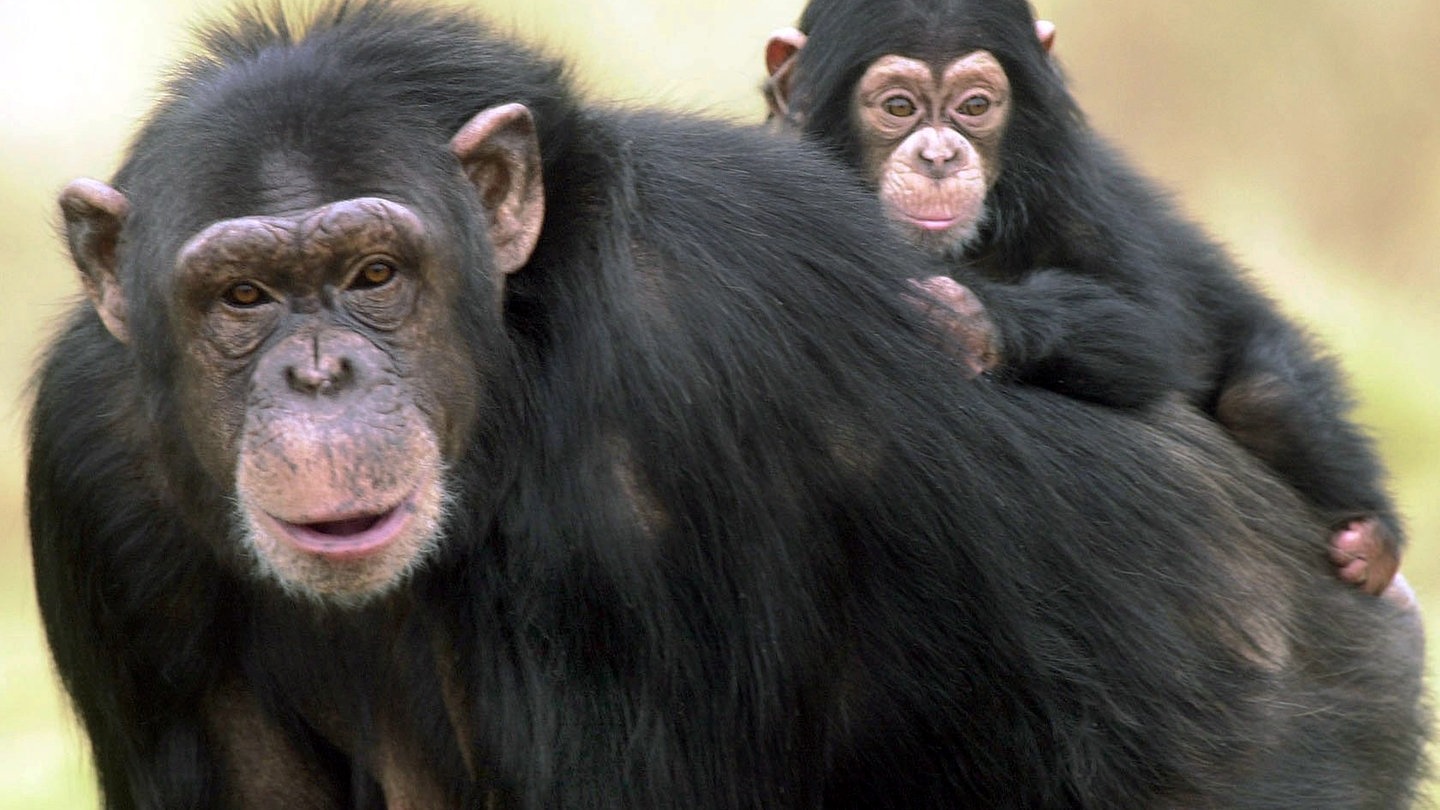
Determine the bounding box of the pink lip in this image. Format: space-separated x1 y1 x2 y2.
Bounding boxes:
904 215 960 232
266 495 415 561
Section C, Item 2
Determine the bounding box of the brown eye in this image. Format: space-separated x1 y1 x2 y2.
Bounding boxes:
958 95 992 116
222 281 267 308
881 95 917 117
353 260 397 290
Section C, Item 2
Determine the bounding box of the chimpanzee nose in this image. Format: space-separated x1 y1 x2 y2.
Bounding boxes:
916 127 962 177
285 335 356 396
287 356 353 395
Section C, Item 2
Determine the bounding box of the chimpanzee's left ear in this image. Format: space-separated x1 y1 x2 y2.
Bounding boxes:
764 27 808 124
59 178 131 343
450 102 545 275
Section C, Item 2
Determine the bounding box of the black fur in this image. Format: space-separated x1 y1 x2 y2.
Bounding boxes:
783 0 1403 542
30 2 1424 808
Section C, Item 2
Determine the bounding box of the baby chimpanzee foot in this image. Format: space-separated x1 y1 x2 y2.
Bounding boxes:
1329 516 1401 596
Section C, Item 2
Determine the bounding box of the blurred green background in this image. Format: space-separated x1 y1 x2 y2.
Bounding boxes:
1 1 1436 805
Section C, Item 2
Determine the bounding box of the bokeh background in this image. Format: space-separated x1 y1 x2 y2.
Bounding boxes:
1 0 1436 805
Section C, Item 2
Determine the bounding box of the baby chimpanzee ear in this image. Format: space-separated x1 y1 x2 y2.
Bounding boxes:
764 27 809 124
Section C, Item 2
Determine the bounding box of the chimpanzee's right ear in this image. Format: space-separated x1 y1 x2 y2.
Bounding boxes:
59 178 131 343
1035 20 1056 54
764 27 808 125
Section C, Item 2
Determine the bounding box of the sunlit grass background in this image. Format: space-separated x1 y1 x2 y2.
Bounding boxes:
1 1 1436 805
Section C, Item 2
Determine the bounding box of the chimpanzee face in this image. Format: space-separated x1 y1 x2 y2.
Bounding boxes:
850 51 1011 255
59 104 546 604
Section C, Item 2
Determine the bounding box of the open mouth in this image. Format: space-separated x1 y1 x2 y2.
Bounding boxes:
268 495 415 561
308 514 386 535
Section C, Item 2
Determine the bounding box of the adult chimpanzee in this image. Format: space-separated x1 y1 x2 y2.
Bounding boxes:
763 0 1404 595
31 2 1424 808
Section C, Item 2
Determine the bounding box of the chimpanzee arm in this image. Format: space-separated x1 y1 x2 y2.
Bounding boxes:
28 317 225 807
960 268 1192 409
1213 304 1404 593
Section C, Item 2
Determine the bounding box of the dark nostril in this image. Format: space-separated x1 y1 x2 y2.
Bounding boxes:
332 357 355 389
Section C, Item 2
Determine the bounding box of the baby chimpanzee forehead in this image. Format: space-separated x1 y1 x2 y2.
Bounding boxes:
898 10 1035 63
804 0 1038 69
